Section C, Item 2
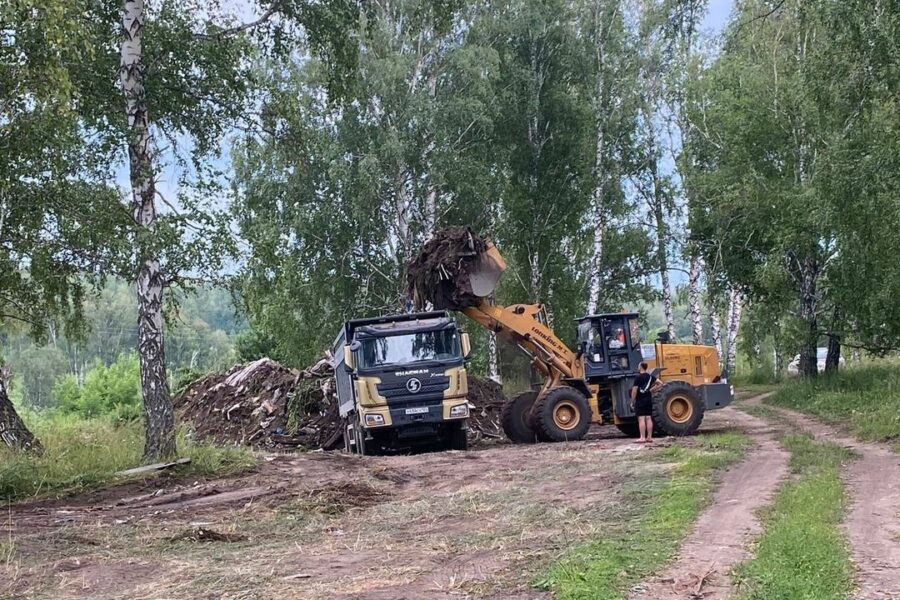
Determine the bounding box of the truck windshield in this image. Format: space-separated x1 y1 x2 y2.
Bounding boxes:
358 329 461 369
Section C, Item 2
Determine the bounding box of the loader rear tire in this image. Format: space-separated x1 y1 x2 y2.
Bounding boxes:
501 391 538 444
652 381 705 437
533 386 591 443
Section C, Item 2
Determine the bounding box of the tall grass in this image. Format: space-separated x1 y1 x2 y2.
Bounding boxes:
768 364 900 445
0 412 255 503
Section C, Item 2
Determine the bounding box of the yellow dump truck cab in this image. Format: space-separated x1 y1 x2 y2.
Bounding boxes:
332 311 472 455
575 313 733 437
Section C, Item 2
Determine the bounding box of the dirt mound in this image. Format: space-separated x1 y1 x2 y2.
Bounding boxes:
407 226 490 310
467 376 507 443
174 357 343 450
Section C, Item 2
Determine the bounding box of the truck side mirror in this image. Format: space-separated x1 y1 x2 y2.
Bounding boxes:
343 344 355 370
461 333 471 359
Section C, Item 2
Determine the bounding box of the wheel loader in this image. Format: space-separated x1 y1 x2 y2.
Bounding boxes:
407 229 733 443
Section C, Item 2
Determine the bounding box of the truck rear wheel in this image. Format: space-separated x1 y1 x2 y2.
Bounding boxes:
652 381 705 436
533 386 591 442
500 391 538 444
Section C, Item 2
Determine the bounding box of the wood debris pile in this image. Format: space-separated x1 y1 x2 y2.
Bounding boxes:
466 376 507 443
176 356 511 449
174 357 343 450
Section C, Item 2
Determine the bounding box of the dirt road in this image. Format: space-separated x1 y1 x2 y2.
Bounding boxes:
2 429 676 600
630 401 789 600
764 403 900 600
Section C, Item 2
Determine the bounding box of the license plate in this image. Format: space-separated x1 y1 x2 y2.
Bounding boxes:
405 407 429 415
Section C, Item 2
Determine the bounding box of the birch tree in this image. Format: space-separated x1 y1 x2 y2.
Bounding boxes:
113 0 360 458
578 0 642 315
1 0 130 450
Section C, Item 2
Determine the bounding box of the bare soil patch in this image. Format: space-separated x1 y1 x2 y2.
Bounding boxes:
2 427 660 599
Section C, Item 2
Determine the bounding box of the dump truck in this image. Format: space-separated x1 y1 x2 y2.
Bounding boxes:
407 227 733 442
332 311 473 454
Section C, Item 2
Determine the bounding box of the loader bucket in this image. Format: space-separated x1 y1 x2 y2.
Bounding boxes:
469 243 507 298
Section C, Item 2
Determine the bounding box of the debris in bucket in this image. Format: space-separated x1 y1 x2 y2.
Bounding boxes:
176 355 510 449
174 357 343 450
407 226 489 310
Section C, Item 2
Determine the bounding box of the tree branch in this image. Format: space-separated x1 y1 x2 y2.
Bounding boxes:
194 4 279 41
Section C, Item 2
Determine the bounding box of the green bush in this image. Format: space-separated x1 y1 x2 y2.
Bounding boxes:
53 354 142 421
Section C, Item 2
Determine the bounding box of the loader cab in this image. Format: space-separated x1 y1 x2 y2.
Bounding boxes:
576 312 643 378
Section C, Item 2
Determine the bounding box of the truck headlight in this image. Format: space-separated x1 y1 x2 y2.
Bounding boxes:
364 413 385 426
450 404 469 418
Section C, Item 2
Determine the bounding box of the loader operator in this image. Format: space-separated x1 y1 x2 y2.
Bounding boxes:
630 362 662 443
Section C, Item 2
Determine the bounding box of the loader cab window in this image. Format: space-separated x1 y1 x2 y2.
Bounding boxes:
603 317 630 370
629 318 641 349
577 320 605 362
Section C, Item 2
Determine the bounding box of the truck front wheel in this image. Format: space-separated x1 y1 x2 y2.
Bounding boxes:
348 414 375 456
448 422 468 451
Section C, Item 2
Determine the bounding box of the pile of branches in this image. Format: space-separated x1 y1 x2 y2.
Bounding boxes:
466 376 507 443
174 357 343 450
407 226 489 310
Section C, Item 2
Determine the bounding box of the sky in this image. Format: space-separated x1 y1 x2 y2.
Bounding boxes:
704 0 735 36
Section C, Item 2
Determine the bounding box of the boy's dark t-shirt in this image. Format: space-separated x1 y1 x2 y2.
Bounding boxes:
633 372 656 402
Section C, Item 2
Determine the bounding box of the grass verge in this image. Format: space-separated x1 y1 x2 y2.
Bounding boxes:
733 434 854 600
535 432 748 600
767 364 900 447
0 413 255 503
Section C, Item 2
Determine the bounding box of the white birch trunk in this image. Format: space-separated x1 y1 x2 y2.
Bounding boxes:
710 310 722 361
488 331 501 383
585 9 609 316
660 259 675 339
725 288 744 376
529 250 541 302
423 73 437 239
121 0 175 460
688 253 703 344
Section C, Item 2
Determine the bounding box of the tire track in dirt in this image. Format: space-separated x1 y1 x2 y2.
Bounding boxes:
765 402 900 600
630 399 789 600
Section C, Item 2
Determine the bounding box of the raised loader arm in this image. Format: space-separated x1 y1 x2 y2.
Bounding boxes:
462 301 584 384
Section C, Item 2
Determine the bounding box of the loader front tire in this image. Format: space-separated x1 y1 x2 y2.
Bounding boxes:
501 391 538 444
652 381 705 437
533 386 591 442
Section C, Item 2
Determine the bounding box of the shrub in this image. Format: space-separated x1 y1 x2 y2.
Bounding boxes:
53 354 142 421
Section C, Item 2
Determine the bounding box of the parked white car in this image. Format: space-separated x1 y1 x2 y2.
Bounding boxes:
787 348 845 375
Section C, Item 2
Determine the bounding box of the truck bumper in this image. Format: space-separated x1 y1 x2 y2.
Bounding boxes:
359 398 469 437
700 382 734 410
